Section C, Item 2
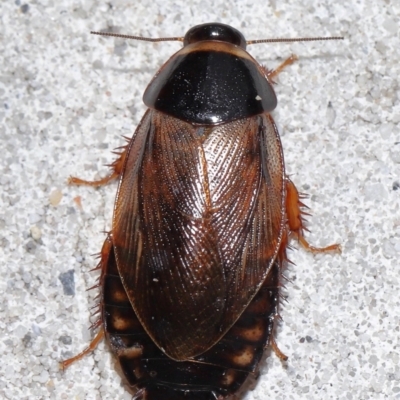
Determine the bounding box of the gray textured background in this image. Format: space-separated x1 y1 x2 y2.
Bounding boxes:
1 0 399 399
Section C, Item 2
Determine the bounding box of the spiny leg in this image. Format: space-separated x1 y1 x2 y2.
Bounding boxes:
60 329 105 370
267 235 290 362
286 178 341 253
60 235 113 370
267 55 299 81
269 181 340 364
270 335 288 362
68 143 128 187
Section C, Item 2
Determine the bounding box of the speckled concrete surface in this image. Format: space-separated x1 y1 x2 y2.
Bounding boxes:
1 1 399 399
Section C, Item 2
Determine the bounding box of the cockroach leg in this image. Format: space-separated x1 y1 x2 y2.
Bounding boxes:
267 54 299 81
296 232 341 253
61 236 113 370
60 329 105 370
68 147 127 187
286 178 341 253
270 335 288 362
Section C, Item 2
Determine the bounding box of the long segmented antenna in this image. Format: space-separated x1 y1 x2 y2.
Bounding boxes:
90 31 184 42
246 36 344 45
90 31 343 45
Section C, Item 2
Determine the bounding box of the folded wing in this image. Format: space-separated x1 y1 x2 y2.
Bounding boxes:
113 111 285 360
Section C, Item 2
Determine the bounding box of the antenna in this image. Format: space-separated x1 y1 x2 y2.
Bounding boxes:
90 31 343 45
90 31 184 43
247 36 344 45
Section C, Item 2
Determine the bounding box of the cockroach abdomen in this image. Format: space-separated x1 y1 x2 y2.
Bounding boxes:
101 235 281 399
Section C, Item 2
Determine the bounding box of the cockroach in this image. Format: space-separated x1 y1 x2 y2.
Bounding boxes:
62 23 342 399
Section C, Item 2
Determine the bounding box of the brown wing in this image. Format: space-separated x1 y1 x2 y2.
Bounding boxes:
113 110 226 360
113 110 285 361
204 114 285 332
